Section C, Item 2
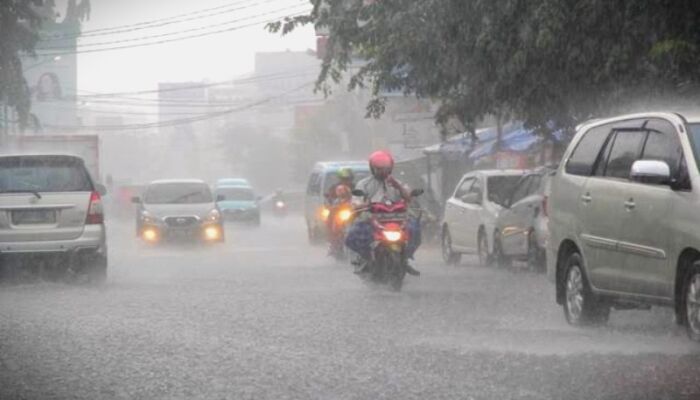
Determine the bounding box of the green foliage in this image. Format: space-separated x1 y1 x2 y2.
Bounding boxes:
0 0 43 130
270 0 700 134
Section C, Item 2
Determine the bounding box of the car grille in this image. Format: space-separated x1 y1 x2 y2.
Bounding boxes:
164 216 199 228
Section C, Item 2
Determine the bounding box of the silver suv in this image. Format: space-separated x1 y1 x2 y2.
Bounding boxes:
0 154 107 283
548 112 700 340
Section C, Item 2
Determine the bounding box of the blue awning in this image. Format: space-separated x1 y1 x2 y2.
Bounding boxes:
468 125 565 160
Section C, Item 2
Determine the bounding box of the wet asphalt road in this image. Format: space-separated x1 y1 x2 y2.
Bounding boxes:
1 215 700 400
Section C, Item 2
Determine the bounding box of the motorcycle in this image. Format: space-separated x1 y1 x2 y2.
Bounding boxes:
351 188 424 291
271 197 288 217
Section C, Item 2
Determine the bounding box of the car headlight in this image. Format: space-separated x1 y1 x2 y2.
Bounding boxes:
206 209 221 222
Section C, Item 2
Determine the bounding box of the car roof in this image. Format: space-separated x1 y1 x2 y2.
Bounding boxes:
217 178 249 183
148 179 208 185
216 185 253 190
578 111 694 133
0 153 84 162
314 161 369 172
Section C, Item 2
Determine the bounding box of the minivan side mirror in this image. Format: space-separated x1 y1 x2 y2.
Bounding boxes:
131 196 142 204
95 183 107 196
630 160 671 185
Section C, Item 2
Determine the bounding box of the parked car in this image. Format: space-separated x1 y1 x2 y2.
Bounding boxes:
304 161 370 244
494 167 556 271
548 112 700 341
0 154 107 283
441 169 526 266
215 184 261 226
133 179 224 244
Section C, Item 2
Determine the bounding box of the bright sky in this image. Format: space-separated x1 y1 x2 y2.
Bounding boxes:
53 0 316 93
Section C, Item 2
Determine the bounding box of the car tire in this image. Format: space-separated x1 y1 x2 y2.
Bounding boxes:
563 252 610 326
441 227 461 266
493 233 511 269
477 231 491 267
682 263 700 342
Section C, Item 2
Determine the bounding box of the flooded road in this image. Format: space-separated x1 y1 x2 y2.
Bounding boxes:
1 216 699 399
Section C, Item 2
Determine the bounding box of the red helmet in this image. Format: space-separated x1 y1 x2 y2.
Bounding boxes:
369 150 394 180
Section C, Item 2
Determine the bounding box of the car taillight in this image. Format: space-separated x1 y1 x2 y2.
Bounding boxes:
542 195 549 218
86 191 104 224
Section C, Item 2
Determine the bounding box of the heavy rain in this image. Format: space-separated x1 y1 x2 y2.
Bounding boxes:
2 1 700 399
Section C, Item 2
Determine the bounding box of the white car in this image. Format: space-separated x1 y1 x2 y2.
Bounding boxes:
441 169 526 266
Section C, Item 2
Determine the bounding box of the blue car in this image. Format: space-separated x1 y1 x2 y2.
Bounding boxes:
215 185 261 226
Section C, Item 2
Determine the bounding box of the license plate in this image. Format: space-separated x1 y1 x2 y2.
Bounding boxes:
12 210 56 225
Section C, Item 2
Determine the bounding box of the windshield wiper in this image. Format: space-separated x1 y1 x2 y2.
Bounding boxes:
0 190 42 199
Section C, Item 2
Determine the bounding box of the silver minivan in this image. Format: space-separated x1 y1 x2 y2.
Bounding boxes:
0 154 107 283
548 112 700 340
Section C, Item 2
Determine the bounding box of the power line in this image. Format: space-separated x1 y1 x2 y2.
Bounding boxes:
41 0 265 39
42 82 314 132
35 10 309 57
36 4 307 51
73 68 317 98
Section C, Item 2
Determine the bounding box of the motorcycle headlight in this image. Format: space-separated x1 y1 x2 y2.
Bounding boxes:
206 209 221 222
338 209 352 222
321 207 330 221
382 230 402 242
275 201 285 208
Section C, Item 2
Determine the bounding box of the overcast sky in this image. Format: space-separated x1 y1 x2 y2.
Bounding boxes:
52 0 316 93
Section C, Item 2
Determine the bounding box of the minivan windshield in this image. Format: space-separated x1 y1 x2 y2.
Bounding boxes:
217 187 255 201
0 156 92 193
145 182 212 204
323 170 370 193
487 175 523 206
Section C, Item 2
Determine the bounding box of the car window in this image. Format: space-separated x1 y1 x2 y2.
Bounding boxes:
509 176 531 205
145 183 213 204
527 175 543 196
0 156 92 193
217 187 255 201
307 172 321 195
565 123 614 176
641 119 683 178
487 175 521 206
602 130 647 179
454 177 475 199
322 170 369 194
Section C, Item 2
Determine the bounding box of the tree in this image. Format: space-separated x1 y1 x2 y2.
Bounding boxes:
0 0 43 131
270 0 700 136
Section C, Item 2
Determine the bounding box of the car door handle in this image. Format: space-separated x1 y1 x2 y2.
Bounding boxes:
624 199 636 211
581 193 592 204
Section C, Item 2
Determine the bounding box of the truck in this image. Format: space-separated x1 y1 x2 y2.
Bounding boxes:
0 135 101 182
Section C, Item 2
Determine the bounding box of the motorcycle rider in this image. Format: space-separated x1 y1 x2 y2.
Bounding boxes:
325 167 355 204
324 168 356 235
345 151 421 276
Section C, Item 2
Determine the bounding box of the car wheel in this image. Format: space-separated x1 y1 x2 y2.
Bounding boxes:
563 252 609 326
477 231 491 267
527 231 545 272
441 227 461 266
683 263 700 341
493 233 511 268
